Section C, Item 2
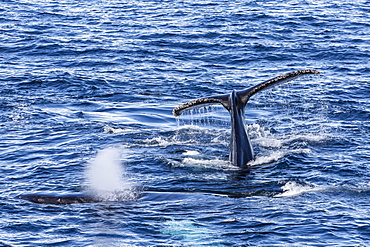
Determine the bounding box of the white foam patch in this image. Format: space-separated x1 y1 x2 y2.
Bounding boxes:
256 137 282 148
248 148 312 167
247 123 267 136
182 157 227 167
143 136 174 147
255 134 327 150
282 133 328 144
275 181 323 198
103 126 130 134
171 157 237 171
247 124 282 148
248 151 286 166
183 150 200 156
85 147 137 201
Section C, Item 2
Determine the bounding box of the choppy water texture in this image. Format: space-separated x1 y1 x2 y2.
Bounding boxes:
1 0 370 246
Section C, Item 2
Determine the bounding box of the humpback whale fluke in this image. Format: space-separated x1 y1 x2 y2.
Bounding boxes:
173 69 320 168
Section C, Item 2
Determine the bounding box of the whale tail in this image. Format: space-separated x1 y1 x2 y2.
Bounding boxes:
173 70 320 116
173 69 320 167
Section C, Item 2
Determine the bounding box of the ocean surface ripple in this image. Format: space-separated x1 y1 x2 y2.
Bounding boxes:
1 0 370 246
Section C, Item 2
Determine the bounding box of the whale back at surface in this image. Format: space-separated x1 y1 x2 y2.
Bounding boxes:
18 192 99 204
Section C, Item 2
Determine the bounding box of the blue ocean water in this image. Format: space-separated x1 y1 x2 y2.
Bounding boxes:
1 0 370 246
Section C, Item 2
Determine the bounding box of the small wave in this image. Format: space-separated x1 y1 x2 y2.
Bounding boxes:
275 181 323 198
256 137 282 148
143 136 175 147
169 156 237 171
252 127 327 149
103 125 133 134
248 148 312 167
282 133 328 145
182 157 231 168
248 151 285 166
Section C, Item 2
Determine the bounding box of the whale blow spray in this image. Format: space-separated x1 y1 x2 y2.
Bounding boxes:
85 147 136 201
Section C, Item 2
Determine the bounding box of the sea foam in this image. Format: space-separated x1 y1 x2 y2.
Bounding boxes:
275 181 323 198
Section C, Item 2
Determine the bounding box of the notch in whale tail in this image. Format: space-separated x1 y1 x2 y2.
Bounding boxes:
173 70 320 116
173 69 320 167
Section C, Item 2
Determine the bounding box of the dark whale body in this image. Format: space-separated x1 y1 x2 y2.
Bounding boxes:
17 192 100 204
173 70 320 168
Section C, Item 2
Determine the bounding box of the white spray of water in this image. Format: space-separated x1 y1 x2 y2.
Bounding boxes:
85 147 136 202
248 151 286 166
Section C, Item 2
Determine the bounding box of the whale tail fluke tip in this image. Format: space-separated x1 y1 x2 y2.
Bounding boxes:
172 94 230 117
